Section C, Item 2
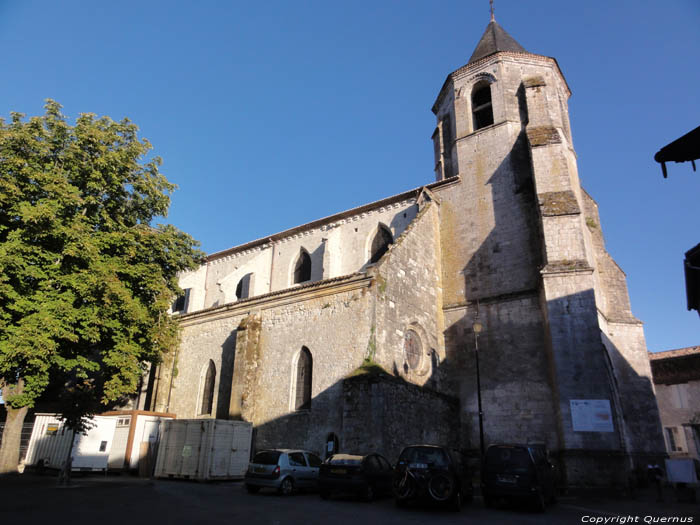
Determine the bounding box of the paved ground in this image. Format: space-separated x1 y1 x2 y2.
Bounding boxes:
1 473 698 524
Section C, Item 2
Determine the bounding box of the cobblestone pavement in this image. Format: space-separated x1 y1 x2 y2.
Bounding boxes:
2 474 698 525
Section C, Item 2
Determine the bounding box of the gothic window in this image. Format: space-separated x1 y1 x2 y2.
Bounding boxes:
369 224 393 264
172 288 191 314
472 81 494 131
294 347 312 410
235 273 253 300
199 360 216 416
293 249 312 284
404 330 422 370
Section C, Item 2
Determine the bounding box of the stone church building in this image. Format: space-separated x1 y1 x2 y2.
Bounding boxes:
148 19 666 486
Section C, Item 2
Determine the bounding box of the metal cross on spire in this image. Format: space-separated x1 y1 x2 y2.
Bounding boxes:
490 0 495 21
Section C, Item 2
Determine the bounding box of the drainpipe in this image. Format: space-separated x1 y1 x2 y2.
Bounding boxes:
268 238 276 293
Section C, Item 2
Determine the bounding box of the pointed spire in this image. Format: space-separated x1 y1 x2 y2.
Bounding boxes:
489 0 495 22
468 18 527 64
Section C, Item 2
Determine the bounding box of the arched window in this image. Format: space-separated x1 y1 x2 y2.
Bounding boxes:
369 224 393 264
199 360 216 416
235 273 253 300
294 347 313 410
472 81 494 131
293 249 312 284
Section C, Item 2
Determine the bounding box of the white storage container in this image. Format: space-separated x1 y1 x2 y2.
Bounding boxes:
24 413 116 471
154 419 252 480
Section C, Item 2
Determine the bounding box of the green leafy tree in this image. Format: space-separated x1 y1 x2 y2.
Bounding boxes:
0 100 203 475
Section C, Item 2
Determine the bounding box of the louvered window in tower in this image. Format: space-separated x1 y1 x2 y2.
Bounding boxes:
472 82 494 130
295 347 312 410
370 225 393 264
294 250 311 284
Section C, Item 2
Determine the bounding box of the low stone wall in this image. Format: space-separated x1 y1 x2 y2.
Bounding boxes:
341 371 460 463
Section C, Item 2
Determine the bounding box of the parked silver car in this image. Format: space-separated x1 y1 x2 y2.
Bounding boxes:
245 449 323 495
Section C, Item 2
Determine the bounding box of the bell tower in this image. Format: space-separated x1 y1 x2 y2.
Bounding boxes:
432 16 665 485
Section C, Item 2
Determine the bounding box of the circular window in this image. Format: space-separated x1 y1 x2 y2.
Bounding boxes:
404 330 422 370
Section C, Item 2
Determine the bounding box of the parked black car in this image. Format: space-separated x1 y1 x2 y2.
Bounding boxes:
393 445 473 511
318 453 394 501
481 444 557 511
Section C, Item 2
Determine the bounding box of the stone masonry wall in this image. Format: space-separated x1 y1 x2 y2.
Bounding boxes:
443 296 557 452
246 284 373 455
371 195 446 388
342 373 459 463
177 200 417 314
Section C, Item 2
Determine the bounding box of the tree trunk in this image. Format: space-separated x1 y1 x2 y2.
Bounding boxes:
0 383 29 474
58 426 75 485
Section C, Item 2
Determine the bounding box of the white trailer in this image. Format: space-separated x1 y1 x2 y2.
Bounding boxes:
24 414 117 471
103 410 175 473
154 419 252 481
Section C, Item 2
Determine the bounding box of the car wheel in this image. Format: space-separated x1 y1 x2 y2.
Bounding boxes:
279 477 294 496
363 484 374 503
319 489 331 500
245 484 260 494
428 473 454 502
450 490 462 512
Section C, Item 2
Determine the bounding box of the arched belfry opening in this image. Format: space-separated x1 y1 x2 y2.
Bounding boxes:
369 224 393 264
293 249 312 284
472 80 494 130
294 347 313 411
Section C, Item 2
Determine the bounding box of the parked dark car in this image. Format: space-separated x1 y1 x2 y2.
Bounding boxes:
318 453 394 501
393 445 473 511
244 449 323 495
481 444 556 511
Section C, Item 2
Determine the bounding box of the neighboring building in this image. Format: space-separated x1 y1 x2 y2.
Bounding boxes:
146 18 666 486
654 126 700 316
650 347 700 460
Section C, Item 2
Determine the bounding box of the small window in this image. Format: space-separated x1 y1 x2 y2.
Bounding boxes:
172 288 191 314
99 441 108 452
294 347 313 410
472 81 494 131
116 417 131 427
288 452 307 467
199 360 216 416
294 250 312 284
369 225 393 264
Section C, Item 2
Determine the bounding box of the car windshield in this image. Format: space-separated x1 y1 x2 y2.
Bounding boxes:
486 446 532 473
252 451 281 465
399 447 449 468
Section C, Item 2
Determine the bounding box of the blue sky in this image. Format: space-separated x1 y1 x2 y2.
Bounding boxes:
1 1 698 353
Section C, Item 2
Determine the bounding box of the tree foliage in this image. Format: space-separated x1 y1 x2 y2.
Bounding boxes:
0 100 203 431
